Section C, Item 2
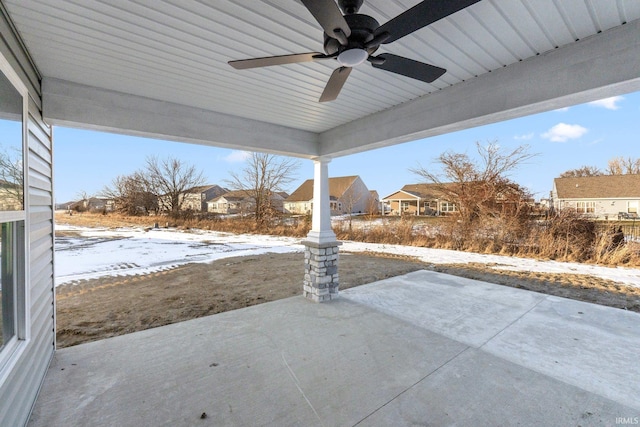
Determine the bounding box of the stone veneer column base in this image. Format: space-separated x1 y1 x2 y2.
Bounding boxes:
303 240 340 302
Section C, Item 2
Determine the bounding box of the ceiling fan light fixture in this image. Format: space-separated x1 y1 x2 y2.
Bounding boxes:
337 48 368 67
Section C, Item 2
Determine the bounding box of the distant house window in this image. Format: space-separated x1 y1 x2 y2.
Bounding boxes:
628 201 638 214
401 201 411 211
576 201 595 214
441 202 458 212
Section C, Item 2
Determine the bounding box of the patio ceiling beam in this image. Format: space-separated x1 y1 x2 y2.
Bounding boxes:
41 78 319 158
319 19 640 158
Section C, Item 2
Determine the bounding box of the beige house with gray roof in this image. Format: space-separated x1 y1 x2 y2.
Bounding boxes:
285 176 374 215
181 185 228 212
207 190 287 214
382 183 458 216
552 175 640 220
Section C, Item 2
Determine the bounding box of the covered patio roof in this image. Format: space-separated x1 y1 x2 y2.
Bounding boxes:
3 0 640 158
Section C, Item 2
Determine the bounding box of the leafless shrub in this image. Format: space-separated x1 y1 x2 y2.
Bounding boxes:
527 210 597 262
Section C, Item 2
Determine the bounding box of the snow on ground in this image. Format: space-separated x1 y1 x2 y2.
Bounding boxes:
340 241 640 287
55 225 304 286
55 225 640 288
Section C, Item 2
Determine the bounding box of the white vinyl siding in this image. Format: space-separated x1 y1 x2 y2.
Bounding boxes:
0 8 55 426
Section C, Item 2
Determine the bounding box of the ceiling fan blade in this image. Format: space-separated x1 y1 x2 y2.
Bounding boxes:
375 0 481 44
319 67 352 102
370 53 446 83
228 52 328 69
301 0 351 44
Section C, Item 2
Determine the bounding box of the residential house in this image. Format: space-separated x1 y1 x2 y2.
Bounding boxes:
382 183 458 216
285 176 374 215
552 175 640 220
368 190 380 215
271 191 289 213
159 184 227 213
68 197 114 212
207 190 253 214
207 190 288 214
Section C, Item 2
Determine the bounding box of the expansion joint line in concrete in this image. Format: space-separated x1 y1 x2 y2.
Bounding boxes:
351 346 472 427
281 352 326 427
477 296 547 350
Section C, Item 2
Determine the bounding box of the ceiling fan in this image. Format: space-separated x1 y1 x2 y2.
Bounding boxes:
228 0 481 102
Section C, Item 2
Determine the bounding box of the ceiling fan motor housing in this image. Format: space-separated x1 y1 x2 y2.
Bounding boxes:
338 0 364 14
323 13 380 57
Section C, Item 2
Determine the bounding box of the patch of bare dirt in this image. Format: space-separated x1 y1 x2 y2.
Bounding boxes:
55 252 427 348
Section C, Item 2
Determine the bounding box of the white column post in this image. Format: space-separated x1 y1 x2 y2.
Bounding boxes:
306 157 336 244
303 157 340 302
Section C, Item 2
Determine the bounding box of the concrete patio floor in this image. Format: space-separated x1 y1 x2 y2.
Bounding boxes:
29 270 639 426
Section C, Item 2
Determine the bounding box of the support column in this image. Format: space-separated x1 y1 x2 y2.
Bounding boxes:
303 157 340 302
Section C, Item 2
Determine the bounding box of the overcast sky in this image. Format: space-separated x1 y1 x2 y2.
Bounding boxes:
51 91 639 203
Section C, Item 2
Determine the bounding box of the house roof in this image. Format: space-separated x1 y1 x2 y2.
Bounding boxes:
285 176 360 202
554 175 640 199
383 183 452 201
3 1 638 159
209 189 289 203
187 184 227 195
209 190 253 203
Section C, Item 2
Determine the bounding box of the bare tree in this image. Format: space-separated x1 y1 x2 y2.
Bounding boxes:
144 156 206 217
559 165 603 178
410 142 535 225
365 193 380 219
101 172 157 215
226 152 299 224
607 156 640 175
341 185 364 231
72 190 92 212
0 148 23 210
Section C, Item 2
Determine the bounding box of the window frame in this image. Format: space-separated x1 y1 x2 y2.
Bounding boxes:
576 201 596 214
0 52 30 372
440 201 458 212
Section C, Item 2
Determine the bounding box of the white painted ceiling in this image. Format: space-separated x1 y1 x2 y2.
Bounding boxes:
3 0 640 157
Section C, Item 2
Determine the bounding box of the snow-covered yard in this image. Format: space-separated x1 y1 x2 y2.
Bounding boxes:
55 225 640 288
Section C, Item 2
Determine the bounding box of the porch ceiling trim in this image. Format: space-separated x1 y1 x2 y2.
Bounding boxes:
42 78 319 158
